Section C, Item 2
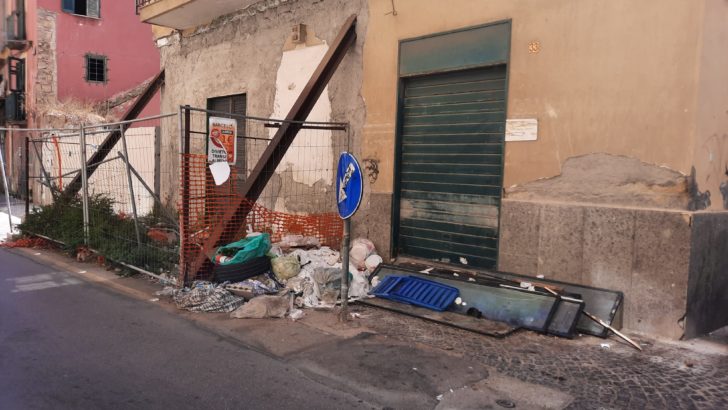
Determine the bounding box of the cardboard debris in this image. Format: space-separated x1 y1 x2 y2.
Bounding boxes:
230 295 289 319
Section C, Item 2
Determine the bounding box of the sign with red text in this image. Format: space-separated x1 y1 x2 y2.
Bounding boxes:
207 117 237 164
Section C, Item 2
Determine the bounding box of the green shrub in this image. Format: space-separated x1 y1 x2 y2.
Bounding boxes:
20 194 178 274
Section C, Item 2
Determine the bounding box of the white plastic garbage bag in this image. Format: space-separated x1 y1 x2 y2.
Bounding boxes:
365 254 383 273
289 309 304 321
348 265 371 298
350 238 376 270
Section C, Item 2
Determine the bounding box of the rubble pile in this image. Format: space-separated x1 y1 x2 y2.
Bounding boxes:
155 232 635 350
160 233 382 320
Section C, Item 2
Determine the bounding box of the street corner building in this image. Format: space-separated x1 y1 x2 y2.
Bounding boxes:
134 0 728 340
0 0 162 203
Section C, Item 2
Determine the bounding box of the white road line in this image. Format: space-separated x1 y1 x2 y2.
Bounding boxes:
6 271 84 293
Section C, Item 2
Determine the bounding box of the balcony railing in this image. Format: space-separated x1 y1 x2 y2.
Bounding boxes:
136 0 161 14
137 0 258 30
5 91 26 123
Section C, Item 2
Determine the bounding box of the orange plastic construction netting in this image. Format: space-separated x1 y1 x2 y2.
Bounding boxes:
180 154 343 279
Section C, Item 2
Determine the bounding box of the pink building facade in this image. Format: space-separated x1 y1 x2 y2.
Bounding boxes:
1 0 160 193
2 0 160 126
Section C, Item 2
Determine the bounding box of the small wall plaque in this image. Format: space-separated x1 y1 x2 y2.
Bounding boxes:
506 119 538 142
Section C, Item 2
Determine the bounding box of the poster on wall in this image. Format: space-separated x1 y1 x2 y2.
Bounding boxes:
207 117 237 164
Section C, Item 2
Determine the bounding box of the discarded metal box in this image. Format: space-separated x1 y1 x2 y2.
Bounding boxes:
493 272 622 338
547 295 586 338
374 265 561 333
370 275 459 311
396 262 622 338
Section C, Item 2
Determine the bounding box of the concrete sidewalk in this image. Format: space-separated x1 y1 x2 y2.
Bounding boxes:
0 211 21 241
0 197 26 241
11 247 728 409
0 197 26 218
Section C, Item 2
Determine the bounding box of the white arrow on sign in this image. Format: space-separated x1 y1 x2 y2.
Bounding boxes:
338 163 356 204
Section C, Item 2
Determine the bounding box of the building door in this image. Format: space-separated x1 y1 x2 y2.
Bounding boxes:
395 65 507 269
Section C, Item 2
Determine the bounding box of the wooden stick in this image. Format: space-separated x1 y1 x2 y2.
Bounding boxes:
582 311 642 351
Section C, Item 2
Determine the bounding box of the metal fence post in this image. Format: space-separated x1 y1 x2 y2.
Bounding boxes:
0 132 14 235
79 125 91 246
179 105 191 286
119 124 142 247
24 135 30 216
153 125 161 198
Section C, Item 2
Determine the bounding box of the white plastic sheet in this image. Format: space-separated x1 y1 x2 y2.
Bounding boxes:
209 161 231 185
0 212 20 242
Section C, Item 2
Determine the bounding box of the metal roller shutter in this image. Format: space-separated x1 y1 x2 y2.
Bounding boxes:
396 65 507 269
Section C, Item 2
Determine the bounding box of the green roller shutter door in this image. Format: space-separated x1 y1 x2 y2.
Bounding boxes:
397 65 506 269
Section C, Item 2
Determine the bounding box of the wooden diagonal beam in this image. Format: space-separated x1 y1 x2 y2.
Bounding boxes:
184 15 357 283
64 70 165 197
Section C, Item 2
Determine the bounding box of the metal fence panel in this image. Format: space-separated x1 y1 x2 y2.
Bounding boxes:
81 116 178 278
179 106 350 284
14 114 179 282
3 108 351 288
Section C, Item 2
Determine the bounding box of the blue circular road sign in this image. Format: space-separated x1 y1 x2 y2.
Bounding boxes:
336 152 363 220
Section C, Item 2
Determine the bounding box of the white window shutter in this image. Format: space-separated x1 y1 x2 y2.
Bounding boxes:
87 0 100 18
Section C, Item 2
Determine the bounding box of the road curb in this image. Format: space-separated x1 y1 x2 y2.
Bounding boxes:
8 247 161 303
6 246 365 358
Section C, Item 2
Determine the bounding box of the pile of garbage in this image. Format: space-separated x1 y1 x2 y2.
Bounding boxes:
160 233 382 320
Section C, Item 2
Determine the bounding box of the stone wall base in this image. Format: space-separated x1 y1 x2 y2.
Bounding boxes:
499 198 728 339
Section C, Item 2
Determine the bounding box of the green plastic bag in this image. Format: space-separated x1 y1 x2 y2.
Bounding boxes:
215 233 271 265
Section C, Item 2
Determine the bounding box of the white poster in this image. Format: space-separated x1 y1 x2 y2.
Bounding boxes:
506 119 538 142
207 117 237 164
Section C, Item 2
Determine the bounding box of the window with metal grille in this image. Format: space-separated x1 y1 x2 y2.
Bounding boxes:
207 94 247 137
9 57 25 92
85 54 107 83
62 0 100 18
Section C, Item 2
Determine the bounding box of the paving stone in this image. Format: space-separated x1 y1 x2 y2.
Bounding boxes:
354 305 728 409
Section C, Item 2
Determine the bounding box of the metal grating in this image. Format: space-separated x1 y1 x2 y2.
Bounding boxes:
371 275 460 311
396 65 507 269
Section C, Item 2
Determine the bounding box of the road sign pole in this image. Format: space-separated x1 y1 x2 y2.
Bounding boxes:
340 217 351 320
336 151 363 322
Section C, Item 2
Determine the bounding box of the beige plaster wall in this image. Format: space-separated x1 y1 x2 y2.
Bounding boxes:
151 25 175 39
693 0 728 210
140 0 191 22
362 0 705 195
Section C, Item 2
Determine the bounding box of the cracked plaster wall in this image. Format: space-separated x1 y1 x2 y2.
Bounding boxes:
157 0 369 240
692 0 728 211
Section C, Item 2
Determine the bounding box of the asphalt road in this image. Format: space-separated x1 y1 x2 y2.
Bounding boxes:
0 249 370 410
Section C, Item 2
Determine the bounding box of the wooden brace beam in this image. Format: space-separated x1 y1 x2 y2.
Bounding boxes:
64 70 165 197
184 15 357 283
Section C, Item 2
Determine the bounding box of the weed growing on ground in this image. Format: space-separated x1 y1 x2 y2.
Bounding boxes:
19 194 178 274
